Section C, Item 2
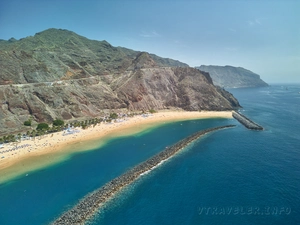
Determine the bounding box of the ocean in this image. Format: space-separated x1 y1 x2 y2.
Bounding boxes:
0 84 299 225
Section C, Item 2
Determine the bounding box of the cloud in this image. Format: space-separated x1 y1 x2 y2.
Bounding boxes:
139 30 161 38
248 21 255 26
229 28 236 32
173 39 188 48
248 19 262 26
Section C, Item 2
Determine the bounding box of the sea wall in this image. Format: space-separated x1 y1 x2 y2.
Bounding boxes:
51 125 235 225
232 111 263 130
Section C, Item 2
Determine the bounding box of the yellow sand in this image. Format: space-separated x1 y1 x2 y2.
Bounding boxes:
0 110 232 183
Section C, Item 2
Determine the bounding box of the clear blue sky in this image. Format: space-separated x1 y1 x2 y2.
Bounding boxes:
0 0 299 83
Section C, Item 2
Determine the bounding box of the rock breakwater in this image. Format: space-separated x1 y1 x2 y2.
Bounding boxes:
51 125 235 225
232 111 263 130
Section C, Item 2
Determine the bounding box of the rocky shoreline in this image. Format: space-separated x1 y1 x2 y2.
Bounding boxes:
51 125 235 225
232 111 263 130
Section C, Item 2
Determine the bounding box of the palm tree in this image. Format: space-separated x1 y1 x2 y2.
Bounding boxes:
18 133 22 142
31 130 36 141
39 130 45 139
8 134 15 143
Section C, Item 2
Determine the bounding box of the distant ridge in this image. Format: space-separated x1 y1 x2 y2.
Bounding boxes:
196 65 268 88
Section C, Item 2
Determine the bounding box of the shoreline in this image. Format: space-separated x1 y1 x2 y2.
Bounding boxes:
52 125 236 224
0 110 232 184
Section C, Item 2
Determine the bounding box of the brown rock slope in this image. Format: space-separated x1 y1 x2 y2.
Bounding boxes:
0 29 240 135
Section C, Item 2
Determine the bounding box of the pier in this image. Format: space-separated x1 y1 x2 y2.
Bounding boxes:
232 111 263 130
51 125 235 224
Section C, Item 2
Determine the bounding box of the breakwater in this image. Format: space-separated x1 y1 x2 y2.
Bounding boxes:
51 125 235 225
232 111 263 130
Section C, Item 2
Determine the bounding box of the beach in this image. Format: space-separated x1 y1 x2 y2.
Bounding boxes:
1 85 299 225
0 110 232 183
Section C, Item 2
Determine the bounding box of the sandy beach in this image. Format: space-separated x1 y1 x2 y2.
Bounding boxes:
0 110 232 183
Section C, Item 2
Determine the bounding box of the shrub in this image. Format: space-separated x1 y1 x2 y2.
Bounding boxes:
109 113 118 119
24 120 32 126
36 123 49 130
53 119 64 126
149 109 157 114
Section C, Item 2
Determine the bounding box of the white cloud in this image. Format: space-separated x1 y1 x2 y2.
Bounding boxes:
248 21 254 26
139 30 161 38
173 40 188 48
248 19 262 26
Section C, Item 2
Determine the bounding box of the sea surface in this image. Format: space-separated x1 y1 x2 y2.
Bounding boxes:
0 84 299 225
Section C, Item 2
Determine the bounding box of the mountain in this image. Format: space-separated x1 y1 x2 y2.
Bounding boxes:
0 28 189 85
196 65 268 88
0 29 240 135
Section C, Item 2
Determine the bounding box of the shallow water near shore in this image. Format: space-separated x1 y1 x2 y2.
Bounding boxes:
0 119 184 184
0 117 231 225
1 84 300 225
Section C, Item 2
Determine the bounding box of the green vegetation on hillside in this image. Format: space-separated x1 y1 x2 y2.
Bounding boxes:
36 123 49 131
23 119 32 126
149 109 157 113
53 119 64 126
109 113 118 119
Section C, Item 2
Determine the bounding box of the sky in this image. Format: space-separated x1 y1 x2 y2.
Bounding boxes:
0 0 299 83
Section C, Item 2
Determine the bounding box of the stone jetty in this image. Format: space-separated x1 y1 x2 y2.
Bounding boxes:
232 111 263 130
51 125 235 225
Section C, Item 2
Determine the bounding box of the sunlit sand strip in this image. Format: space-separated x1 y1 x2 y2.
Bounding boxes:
0 110 232 184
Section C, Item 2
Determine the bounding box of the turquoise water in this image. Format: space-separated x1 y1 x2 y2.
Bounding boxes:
0 84 300 224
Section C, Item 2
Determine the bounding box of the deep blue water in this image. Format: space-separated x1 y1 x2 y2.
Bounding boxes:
0 84 299 225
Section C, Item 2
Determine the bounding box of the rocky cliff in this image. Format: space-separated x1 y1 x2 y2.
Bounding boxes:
196 65 268 88
0 29 240 135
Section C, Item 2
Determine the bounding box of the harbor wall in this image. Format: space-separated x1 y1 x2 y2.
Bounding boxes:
232 111 263 130
52 125 235 225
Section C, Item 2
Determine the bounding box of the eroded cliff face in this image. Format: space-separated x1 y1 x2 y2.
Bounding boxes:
0 67 240 135
0 29 240 135
116 67 239 111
